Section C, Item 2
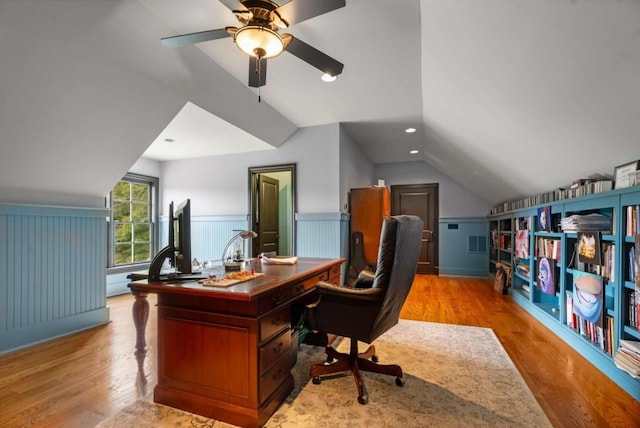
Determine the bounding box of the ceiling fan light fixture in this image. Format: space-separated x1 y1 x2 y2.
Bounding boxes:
321 72 337 82
234 25 284 59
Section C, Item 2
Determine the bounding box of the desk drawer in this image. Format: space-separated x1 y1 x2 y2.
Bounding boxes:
328 264 341 284
260 329 291 373
259 306 290 343
291 270 331 297
258 287 293 313
260 353 291 404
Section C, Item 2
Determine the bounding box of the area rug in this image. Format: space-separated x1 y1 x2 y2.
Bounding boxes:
96 320 551 428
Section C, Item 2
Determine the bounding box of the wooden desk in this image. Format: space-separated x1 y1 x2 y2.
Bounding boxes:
129 257 343 428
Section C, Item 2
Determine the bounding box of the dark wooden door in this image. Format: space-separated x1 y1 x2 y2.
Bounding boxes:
257 175 279 255
391 184 438 274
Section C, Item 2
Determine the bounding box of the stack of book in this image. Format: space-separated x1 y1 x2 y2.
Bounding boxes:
560 213 612 233
490 179 614 215
614 340 640 378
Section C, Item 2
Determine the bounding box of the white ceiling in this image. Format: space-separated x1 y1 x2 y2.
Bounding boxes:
140 0 425 163
139 0 640 205
142 101 274 160
2 0 639 207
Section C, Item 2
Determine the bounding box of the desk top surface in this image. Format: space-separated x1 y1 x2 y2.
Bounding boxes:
128 257 344 301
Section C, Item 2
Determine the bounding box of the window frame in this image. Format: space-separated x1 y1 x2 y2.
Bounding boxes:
106 172 160 274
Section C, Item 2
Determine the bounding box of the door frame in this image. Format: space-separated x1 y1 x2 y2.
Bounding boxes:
248 163 297 257
391 183 439 274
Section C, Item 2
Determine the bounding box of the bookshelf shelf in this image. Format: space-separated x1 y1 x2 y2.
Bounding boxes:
489 185 640 401
623 326 640 340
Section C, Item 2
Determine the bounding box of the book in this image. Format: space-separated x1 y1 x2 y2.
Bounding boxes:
620 339 640 355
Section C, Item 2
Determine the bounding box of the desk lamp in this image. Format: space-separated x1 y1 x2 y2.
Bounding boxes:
222 230 258 271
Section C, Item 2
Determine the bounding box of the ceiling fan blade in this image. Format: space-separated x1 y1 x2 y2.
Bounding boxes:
285 35 343 77
248 57 267 88
161 28 232 47
218 0 248 12
275 0 345 26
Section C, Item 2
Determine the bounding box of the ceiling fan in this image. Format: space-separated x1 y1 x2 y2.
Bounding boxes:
161 0 345 88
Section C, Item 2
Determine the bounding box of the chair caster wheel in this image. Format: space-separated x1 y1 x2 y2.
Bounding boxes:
357 394 368 405
312 377 321 385
395 378 404 387
371 355 379 363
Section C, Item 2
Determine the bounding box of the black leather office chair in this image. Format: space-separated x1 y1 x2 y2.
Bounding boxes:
305 215 423 404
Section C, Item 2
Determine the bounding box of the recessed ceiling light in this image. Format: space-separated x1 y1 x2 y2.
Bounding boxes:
405 128 416 133
164 138 175 143
410 150 419 154
321 73 337 82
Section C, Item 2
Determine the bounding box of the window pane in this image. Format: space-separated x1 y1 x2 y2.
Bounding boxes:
115 223 132 243
108 173 157 268
114 244 132 265
131 183 149 203
113 202 131 222
112 181 130 201
132 202 149 222
134 223 150 242
133 243 151 263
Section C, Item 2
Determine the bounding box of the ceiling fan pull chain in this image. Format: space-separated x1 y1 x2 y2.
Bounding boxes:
257 57 262 103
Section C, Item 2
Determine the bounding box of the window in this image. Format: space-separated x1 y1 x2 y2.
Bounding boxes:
107 173 159 269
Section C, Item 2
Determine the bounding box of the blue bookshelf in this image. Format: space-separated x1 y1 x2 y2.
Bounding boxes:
489 186 640 402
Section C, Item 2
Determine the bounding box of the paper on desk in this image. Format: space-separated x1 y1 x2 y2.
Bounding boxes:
261 256 298 265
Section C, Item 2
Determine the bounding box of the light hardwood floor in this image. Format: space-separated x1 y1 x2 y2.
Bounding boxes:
0 275 639 427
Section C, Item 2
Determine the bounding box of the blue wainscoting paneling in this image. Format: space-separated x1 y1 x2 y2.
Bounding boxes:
106 272 132 297
107 215 249 297
108 213 348 296
295 213 349 258
0 203 110 354
439 217 489 277
295 212 348 282
159 215 249 264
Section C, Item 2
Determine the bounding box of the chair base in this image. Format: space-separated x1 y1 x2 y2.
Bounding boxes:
309 338 404 404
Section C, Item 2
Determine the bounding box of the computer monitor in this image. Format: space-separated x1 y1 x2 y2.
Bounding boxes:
148 199 199 281
173 199 192 275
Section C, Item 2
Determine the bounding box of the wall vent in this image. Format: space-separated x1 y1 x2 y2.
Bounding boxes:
469 235 487 253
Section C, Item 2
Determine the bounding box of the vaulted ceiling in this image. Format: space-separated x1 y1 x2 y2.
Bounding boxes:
1 0 639 207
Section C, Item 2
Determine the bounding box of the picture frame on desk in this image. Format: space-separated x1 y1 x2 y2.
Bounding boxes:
613 160 640 189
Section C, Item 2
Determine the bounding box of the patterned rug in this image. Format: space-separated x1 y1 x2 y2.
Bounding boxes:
96 320 551 428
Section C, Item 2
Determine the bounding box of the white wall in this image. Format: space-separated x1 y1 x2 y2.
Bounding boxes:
0 1 295 209
159 124 341 216
129 158 161 178
339 126 375 212
375 161 493 218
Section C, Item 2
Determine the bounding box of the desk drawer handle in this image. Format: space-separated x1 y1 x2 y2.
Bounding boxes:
272 367 285 381
271 316 285 326
271 294 281 305
272 342 285 354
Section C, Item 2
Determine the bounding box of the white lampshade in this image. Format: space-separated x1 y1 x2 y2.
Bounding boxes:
234 26 284 59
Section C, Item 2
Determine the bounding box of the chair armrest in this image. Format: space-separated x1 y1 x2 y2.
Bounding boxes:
305 281 384 340
354 270 375 288
315 280 383 302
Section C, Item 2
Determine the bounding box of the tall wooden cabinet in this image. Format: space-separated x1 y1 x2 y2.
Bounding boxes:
350 187 391 266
